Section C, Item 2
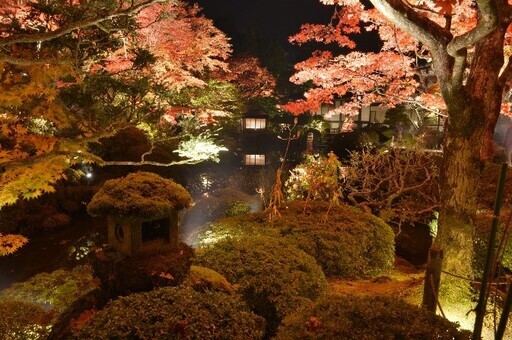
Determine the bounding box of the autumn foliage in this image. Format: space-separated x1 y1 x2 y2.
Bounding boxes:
0 0 233 208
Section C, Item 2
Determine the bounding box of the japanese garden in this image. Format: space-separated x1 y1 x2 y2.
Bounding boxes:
1 0 512 339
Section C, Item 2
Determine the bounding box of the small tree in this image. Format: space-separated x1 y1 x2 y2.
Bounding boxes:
344 147 440 228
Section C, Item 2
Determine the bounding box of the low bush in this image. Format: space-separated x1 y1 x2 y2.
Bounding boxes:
194 235 327 336
75 286 265 339
182 265 235 294
276 294 471 339
0 265 97 313
0 300 55 340
197 201 395 278
92 243 194 297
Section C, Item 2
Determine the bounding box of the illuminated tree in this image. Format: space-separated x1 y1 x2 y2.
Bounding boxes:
288 0 512 310
0 0 232 207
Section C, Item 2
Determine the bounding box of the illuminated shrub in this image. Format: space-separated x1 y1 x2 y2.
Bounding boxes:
87 172 192 219
92 243 194 297
0 265 96 313
183 265 236 295
276 295 471 339
285 152 342 201
194 236 327 336
274 201 395 277
76 287 265 339
0 300 54 340
183 188 252 227
198 201 395 278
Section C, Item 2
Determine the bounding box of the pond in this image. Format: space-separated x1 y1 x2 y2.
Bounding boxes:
0 215 107 290
0 159 274 290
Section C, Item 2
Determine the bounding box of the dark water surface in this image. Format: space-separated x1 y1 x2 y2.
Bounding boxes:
0 215 107 290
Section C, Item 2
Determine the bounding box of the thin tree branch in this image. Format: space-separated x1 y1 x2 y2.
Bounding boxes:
0 0 166 46
368 0 451 49
446 0 499 57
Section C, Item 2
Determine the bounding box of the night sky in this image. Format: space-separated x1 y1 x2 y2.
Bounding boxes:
193 0 335 61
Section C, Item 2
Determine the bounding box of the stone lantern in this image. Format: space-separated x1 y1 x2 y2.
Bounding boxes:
87 172 192 256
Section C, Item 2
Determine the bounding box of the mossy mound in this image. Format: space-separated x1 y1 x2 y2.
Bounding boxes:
276 295 471 339
75 286 265 339
183 265 236 294
87 172 192 219
194 235 327 337
92 243 194 297
197 201 395 278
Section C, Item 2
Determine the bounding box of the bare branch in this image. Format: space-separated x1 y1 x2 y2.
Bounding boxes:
0 0 166 47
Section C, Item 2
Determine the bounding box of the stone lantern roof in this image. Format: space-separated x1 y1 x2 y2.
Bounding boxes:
87 172 192 219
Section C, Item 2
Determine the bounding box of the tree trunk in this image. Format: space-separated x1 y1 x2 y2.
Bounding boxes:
434 128 482 305
431 26 506 308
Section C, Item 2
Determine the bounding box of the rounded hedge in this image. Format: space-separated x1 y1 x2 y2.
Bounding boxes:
87 172 192 219
276 294 471 339
194 235 327 336
75 286 265 339
197 201 395 278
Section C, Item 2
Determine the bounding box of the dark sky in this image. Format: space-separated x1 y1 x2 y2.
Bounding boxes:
193 0 335 60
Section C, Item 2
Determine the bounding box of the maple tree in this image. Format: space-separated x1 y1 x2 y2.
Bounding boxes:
288 0 512 313
0 0 233 207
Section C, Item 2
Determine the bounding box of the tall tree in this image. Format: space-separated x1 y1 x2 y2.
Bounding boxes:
287 0 512 311
0 0 232 207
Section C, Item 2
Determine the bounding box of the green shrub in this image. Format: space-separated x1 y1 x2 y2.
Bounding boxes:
75 286 265 339
183 265 235 294
194 235 327 336
0 300 55 340
277 295 471 340
87 172 192 219
92 243 194 297
197 201 395 278
0 265 97 313
183 187 252 227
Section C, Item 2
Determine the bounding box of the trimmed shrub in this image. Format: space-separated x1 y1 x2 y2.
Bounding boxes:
92 243 194 297
75 286 265 339
194 235 327 336
0 300 55 340
197 201 395 278
87 172 192 219
0 265 97 313
183 265 235 294
276 294 471 339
